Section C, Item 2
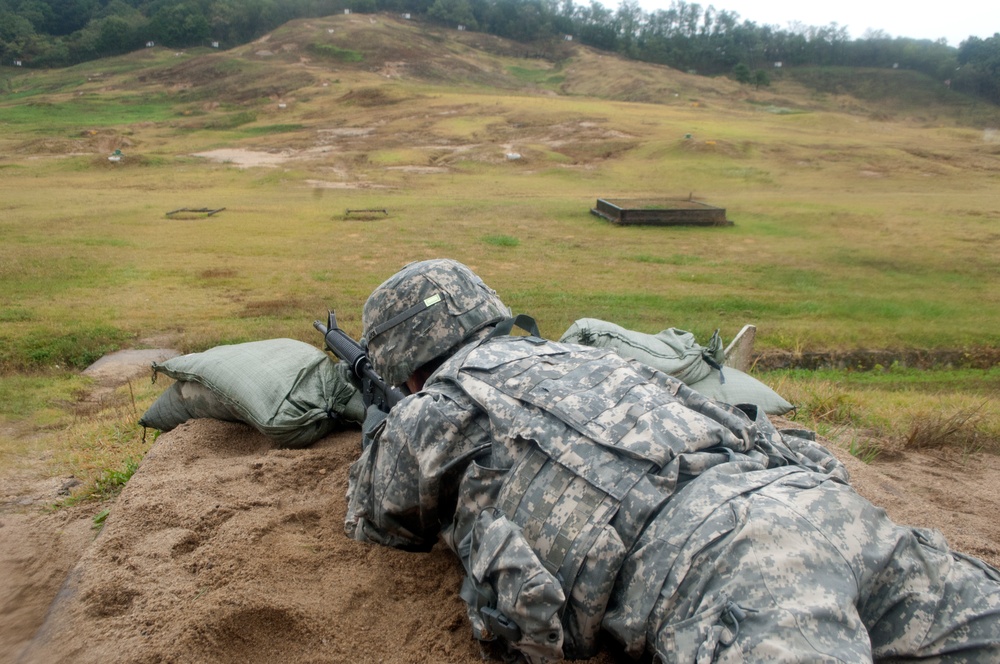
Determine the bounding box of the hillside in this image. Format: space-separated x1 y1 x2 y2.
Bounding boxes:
5 14 998 132
6 0 998 111
5 12 998 195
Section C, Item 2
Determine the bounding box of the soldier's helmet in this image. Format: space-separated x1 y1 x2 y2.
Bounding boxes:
362 259 510 387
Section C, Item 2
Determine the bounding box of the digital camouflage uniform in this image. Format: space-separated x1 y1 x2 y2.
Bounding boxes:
345 259 1000 663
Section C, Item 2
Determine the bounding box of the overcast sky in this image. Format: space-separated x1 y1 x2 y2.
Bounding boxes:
629 0 999 47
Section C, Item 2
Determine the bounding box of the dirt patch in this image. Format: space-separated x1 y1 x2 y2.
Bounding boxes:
305 179 387 189
338 87 404 107
385 165 449 173
81 349 180 385
819 422 1000 566
318 127 375 138
238 298 305 318
190 147 390 181
137 55 315 103
191 148 294 168
0 502 95 663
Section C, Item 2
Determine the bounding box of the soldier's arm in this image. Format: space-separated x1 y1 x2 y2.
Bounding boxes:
345 386 489 550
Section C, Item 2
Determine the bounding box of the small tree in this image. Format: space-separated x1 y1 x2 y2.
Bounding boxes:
752 68 770 89
428 0 477 29
148 3 210 47
732 62 751 84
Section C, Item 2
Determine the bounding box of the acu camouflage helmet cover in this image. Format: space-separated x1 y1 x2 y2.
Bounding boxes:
362 259 511 387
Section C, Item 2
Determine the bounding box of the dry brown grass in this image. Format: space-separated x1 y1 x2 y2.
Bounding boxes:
238 298 307 318
897 404 993 455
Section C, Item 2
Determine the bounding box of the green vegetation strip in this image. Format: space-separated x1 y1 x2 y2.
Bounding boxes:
0 97 176 128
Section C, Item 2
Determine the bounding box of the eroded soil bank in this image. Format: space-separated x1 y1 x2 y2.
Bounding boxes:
755 347 1000 371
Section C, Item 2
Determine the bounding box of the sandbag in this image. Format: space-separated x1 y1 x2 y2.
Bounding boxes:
140 380 242 428
560 318 793 415
686 365 794 416
559 318 722 385
140 338 365 448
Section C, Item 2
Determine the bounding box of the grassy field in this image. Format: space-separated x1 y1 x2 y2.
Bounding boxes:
1 13 998 493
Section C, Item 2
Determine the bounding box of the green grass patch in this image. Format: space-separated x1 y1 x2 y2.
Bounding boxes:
722 167 774 184
239 124 305 136
78 237 132 247
847 437 882 464
481 234 520 247
0 251 132 298
368 148 431 166
0 307 34 322
507 65 565 87
200 111 258 130
433 115 505 139
767 366 1000 394
31 372 166 508
0 373 89 426
308 43 363 62
0 96 175 129
58 455 142 510
629 254 704 266
0 325 133 372
92 457 141 500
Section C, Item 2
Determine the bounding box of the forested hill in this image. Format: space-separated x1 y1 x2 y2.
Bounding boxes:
1 0 999 105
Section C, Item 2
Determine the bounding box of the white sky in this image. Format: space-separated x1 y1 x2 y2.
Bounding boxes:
629 0 999 47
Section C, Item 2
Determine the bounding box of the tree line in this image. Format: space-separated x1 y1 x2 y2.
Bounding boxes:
1 0 998 104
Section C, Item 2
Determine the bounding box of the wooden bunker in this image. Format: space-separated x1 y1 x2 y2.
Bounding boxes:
591 198 732 226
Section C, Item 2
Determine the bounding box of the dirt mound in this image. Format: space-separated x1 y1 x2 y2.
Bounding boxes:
14 421 526 664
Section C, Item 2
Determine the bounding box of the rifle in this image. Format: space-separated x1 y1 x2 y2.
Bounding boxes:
314 311 406 414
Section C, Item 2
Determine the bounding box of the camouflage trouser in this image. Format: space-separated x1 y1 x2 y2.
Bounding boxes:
651 474 1000 663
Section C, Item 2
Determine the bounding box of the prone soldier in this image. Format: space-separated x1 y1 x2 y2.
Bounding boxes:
345 258 1000 663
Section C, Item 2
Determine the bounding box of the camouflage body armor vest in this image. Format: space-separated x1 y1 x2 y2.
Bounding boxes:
433 334 758 660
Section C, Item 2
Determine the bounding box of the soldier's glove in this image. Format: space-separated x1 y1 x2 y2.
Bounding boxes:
360 404 389 451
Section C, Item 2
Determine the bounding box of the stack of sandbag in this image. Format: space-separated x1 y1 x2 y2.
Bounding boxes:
560 318 793 415
139 338 365 448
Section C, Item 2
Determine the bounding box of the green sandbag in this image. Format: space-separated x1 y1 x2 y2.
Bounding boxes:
140 338 365 448
141 380 242 427
686 365 794 416
561 318 793 415
560 318 721 385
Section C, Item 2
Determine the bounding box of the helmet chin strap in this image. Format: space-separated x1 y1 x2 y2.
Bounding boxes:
485 314 542 340
364 293 443 344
